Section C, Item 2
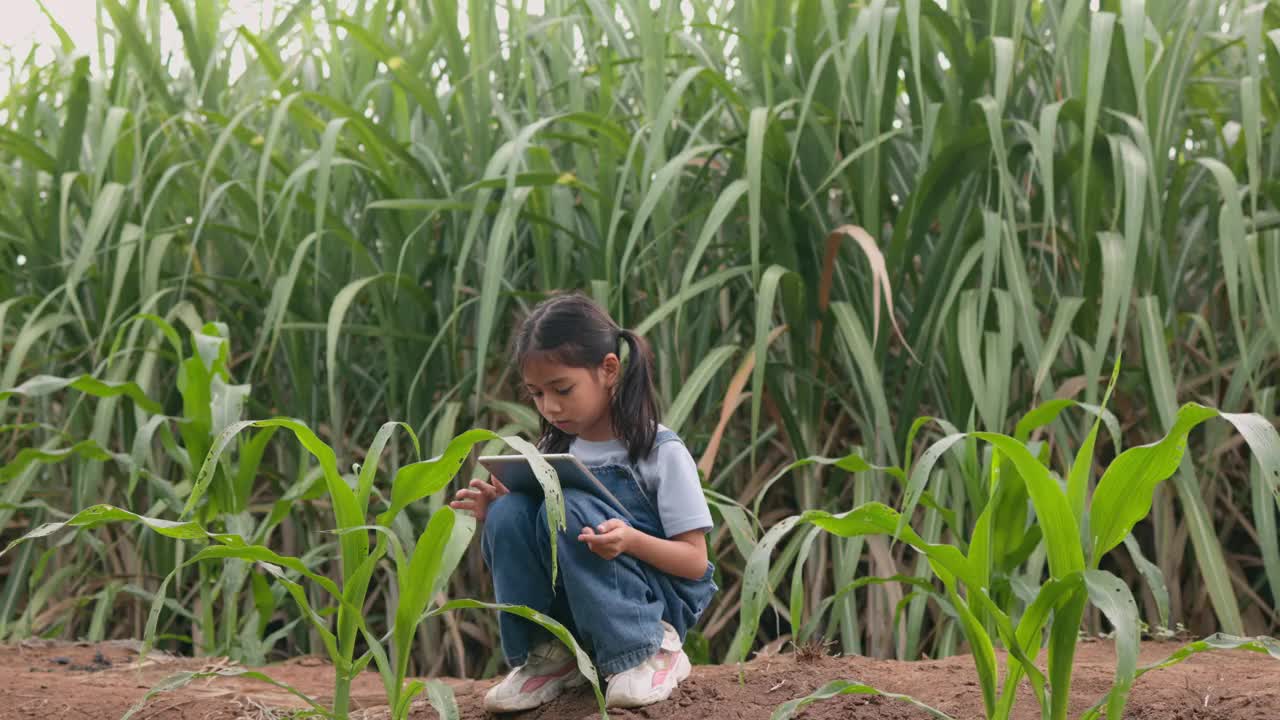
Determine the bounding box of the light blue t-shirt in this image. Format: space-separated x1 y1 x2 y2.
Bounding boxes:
569 425 714 538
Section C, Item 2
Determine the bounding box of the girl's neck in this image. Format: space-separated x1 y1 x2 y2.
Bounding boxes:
575 417 616 443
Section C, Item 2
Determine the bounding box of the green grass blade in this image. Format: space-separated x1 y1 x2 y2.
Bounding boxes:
2 311 75 393
1067 357 1122 525
502 435 567 585
974 433 1083 578
1090 394 1280 567
381 429 502 523
120 667 334 720
1 504 223 557
249 232 318 376
634 267 752 337
746 107 768 286
729 503 982 665
753 450 903 519
1083 569 1140 720
1046 587 1088 720
996 573 1082 716
53 53 89 164
1197 158 1248 348
751 265 799 461
1031 298 1083 394
355 422 419 512
394 507 455 698
1122 534 1170 628
799 574 938 644
771 679 957 720
1138 294 1247 635
0 374 161 414
430 511 476 601
665 345 737 435
897 433 966 539
678 179 749 295
1013 398 1119 447
727 515 802 664
0 439 130 485
789 526 823 643
312 118 348 235
1078 12 1115 240
425 680 459 720
619 143 719 282
1252 387 1280 609
100 0 175 108
830 302 896 459
326 276 391 454
1079 634 1280 720
472 187 533 406
1089 402 1220 563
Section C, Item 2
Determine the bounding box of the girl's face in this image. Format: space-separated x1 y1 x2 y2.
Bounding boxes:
522 353 620 442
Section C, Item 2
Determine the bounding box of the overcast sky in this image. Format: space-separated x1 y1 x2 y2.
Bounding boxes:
0 1 292 97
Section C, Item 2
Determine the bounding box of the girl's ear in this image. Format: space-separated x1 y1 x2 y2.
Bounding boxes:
600 352 621 387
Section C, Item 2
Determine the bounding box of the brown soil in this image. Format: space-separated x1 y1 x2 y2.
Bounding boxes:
1 639 1277 720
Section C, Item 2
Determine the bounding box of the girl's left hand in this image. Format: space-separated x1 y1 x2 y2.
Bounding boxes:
578 519 631 560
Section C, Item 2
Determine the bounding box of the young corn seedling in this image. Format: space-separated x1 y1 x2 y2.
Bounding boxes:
2 422 606 719
0 313 279 652
733 365 1280 720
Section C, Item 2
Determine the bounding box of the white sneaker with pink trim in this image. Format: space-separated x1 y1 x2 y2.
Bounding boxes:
604 622 692 709
483 641 586 713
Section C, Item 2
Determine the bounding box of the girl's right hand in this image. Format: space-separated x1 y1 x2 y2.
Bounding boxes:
449 476 509 521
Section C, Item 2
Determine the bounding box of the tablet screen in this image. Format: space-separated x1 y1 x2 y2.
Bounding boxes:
477 454 634 520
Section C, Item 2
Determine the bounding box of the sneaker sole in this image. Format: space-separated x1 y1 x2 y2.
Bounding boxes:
484 670 588 713
605 653 692 709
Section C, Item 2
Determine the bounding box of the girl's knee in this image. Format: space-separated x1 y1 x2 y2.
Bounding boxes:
532 490 597 544
560 488 610 530
484 493 540 539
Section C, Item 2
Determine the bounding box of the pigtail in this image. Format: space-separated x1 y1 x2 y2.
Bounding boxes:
612 328 659 463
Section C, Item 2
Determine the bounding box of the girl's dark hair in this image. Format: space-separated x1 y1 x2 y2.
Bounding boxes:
513 293 659 462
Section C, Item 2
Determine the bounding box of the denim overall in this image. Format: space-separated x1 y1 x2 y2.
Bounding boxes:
480 430 718 676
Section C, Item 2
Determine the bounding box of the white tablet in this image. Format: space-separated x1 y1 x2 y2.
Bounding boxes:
477 453 635 521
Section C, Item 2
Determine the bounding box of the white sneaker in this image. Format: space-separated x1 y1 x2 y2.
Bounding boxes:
484 641 586 713
604 622 692 709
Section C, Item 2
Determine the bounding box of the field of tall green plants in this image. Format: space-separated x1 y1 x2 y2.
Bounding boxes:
2 0 1280 716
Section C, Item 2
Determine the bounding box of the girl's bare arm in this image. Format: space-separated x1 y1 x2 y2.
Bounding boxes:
578 520 708 580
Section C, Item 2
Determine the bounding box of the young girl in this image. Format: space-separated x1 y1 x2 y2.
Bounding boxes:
450 293 717 712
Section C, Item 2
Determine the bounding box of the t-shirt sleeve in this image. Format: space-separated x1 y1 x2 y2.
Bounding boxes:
651 441 714 537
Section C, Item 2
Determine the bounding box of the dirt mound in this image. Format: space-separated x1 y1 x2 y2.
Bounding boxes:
1 639 1277 719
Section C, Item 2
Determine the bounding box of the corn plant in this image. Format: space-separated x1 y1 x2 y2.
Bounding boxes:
0 312 278 651
733 364 1280 719
1 309 604 717
2 421 606 719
